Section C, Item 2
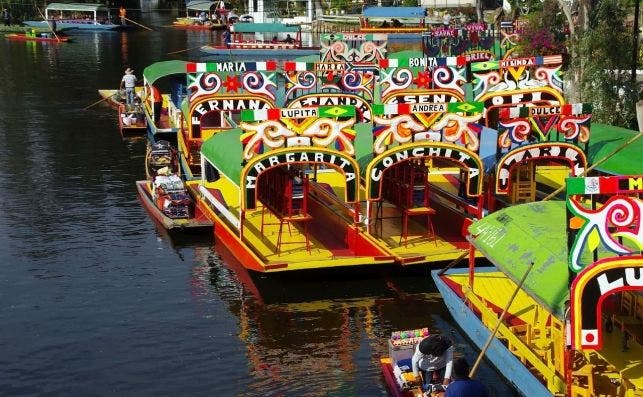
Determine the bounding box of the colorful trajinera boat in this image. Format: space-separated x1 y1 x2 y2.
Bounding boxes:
23 3 124 30
432 175 643 396
200 23 320 59
195 103 396 272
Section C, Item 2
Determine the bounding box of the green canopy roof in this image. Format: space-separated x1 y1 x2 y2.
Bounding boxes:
185 0 217 11
142 60 188 86
589 123 643 175
46 3 108 12
231 23 300 33
469 201 569 318
201 129 244 186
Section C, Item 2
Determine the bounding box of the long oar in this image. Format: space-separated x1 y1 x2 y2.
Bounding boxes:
166 44 203 55
34 5 61 42
84 93 116 110
542 132 643 201
469 261 535 378
124 16 153 31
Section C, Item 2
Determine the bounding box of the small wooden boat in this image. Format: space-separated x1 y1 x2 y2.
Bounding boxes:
200 23 320 59
171 0 227 30
380 328 431 397
23 3 125 31
118 103 147 137
5 32 70 42
136 176 213 231
145 140 179 180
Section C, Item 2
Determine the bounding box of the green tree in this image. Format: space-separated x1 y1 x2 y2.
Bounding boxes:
573 0 638 128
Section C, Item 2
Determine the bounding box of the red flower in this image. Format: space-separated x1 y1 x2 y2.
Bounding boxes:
414 71 432 88
223 75 241 92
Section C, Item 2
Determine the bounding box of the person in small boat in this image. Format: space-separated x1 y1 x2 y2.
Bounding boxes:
198 11 208 25
120 67 137 109
444 357 489 397
412 334 454 390
119 6 127 25
283 34 294 44
2 8 10 26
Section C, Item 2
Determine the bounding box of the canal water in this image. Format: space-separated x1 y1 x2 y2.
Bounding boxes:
0 12 517 396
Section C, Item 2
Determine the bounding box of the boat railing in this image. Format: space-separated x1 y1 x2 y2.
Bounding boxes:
308 179 357 225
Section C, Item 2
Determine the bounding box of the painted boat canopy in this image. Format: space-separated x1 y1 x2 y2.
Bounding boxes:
589 123 643 175
201 130 243 186
45 3 109 12
185 0 217 11
143 60 188 86
363 6 426 18
231 22 300 33
468 200 569 318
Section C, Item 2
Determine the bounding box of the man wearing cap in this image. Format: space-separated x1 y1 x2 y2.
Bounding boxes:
412 334 454 390
120 68 137 109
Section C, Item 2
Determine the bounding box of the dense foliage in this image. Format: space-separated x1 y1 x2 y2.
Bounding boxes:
574 0 638 129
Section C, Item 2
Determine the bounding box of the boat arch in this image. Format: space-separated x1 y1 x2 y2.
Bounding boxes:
188 95 275 140
364 142 483 201
241 147 359 211
570 255 643 350
494 142 587 195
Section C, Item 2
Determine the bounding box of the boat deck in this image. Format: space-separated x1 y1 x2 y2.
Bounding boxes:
197 171 394 272
443 270 643 395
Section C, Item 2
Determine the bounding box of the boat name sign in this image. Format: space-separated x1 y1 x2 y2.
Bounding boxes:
243 150 358 208
496 143 585 194
368 143 482 198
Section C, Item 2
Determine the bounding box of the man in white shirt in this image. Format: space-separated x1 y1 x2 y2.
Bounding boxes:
120 68 137 109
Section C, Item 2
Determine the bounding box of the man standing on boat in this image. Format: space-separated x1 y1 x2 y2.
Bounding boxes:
2 8 10 26
120 68 137 110
119 6 126 25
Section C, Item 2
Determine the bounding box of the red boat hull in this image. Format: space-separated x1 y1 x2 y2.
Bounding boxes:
5 33 69 43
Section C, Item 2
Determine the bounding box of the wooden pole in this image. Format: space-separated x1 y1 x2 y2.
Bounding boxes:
469 261 535 378
34 5 61 42
124 16 153 31
542 132 643 201
84 93 115 110
166 45 203 55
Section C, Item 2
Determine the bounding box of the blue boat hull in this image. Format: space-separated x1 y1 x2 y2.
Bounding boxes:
430 268 553 397
23 21 123 30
